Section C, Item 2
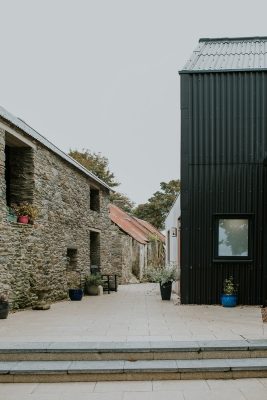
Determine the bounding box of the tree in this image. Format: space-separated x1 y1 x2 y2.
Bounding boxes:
133 179 180 230
69 149 134 212
110 192 135 213
69 149 119 188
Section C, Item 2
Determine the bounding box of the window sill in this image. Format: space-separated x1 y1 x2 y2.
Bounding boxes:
7 221 34 228
213 259 253 263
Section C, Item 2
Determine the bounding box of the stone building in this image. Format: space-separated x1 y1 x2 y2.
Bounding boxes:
0 105 117 309
109 204 165 283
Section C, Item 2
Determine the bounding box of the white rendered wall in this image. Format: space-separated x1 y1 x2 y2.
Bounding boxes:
165 195 180 265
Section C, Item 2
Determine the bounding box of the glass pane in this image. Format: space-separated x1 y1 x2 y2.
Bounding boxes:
218 219 249 257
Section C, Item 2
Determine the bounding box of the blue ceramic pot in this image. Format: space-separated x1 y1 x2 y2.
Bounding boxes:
221 294 237 307
68 289 83 301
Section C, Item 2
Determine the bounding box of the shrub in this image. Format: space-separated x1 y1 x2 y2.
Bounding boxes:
146 265 178 285
85 273 103 287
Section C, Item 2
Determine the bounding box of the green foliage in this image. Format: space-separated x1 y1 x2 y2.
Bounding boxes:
110 191 135 213
146 265 178 285
85 273 104 287
133 179 180 229
69 149 120 188
12 202 38 219
223 276 238 295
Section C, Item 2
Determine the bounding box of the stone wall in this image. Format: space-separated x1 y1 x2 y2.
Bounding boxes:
0 125 117 309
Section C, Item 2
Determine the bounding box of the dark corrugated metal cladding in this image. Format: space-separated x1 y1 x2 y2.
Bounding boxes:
180 71 267 305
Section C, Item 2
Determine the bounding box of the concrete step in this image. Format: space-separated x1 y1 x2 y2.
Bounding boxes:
1 358 267 382
0 340 267 361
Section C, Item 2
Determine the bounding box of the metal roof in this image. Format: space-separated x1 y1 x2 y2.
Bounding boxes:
0 105 112 191
109 204 165 244
180 36 267 73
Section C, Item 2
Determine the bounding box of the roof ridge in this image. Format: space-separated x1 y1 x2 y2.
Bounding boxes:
199 36 267 43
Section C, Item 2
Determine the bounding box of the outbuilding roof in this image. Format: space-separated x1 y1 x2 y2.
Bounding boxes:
109 204 165 245
180 36 267 73
0 105 112 191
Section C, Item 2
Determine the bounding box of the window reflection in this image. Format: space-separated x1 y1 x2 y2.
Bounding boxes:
218 219 249 257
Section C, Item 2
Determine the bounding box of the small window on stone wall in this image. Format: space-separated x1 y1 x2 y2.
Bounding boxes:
5 143 34 206
66 248 78 270
90 188 100 212
90 231 100 271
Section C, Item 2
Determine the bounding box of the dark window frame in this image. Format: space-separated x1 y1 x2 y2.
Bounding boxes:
213 213 253 263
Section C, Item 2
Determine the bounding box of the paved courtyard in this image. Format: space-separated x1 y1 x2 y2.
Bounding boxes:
0 283 266 342
0 379 267 400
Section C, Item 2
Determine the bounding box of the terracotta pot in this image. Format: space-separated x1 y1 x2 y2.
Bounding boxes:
18 215 29 224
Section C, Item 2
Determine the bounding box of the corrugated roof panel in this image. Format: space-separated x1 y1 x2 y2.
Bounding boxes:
109 204 165 244
181 37 267 72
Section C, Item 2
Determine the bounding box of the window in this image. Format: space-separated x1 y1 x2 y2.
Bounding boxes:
5 142 34 206
90 188 100 212
66 248 78 270
90 231 100 270
214 216 252 260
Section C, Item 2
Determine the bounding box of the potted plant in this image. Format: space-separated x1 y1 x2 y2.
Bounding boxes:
0 294 9 319
221 276 238 307
147 266 178 300
12 202 38 224
67 272 83 301
85 273 103 296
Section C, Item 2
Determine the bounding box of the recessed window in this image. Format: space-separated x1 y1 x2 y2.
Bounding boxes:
90 188 100 212
214 216 251 260
66 248 78 270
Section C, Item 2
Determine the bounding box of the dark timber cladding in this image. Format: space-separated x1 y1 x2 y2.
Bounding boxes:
180 37 267 305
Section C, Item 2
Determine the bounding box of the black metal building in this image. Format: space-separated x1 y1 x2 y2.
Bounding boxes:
180 37 267 305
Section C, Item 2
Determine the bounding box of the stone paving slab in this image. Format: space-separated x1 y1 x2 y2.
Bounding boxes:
1 339 267 354
197 340 249 351
69 361 124 373
227 358 267 370
0 362 18 374
0 284 266 343
0 358 267 376
9 361 71 374
124 360 178 372
177 359 230 372
1 379 267 400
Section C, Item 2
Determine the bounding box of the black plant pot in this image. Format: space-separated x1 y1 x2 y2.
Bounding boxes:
0 301 9 319
160 281 172 300
68 289 83 301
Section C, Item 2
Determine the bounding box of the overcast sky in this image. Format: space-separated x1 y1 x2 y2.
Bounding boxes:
1 0 267 203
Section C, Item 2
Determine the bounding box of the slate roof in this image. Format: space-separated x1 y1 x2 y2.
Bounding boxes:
0 105 111 191
109 204 165 244
181 36 267 73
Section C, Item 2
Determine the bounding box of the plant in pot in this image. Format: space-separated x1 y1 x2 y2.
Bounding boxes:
221 276 238 307
12 202 38 224
147 266 178 300
85 273 103 296
67 271 83 301
0 294 9 319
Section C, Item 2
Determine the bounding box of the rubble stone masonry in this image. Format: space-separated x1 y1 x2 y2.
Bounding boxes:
0 124 120 309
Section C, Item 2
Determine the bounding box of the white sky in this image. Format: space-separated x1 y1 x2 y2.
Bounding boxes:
0 0 267 203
